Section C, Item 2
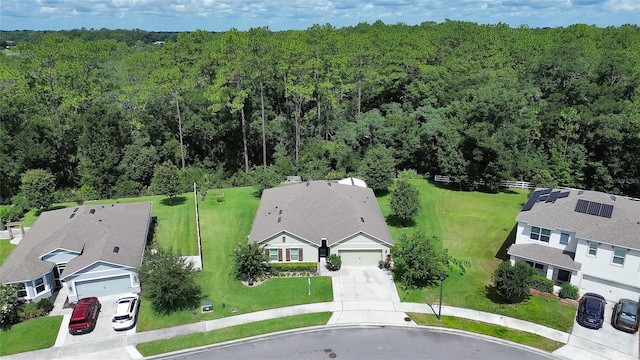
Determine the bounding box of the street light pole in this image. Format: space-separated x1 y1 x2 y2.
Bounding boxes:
438 273 446 320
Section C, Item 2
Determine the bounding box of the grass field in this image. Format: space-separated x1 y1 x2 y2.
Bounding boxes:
0 316 63 356
0 241 15 265
378 180 576 332
407 313 565 352
136 312 333 356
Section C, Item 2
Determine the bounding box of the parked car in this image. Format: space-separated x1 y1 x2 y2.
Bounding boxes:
611 298 639 333
112 293 140 330
576 292 606 329
68 297 101 335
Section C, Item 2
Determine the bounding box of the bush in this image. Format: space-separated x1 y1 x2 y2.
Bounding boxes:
37 298 54 313
326 254 342 271
530 275 555 293
19 302 45 321
270 262 317 273
493 261 536 303
559 283 579 300
397 169 423 180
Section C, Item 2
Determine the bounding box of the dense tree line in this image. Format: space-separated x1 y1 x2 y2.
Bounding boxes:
1 21 639 204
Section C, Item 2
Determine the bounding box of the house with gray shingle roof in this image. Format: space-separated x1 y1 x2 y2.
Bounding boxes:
508 188 640 301
248 181 393 266
0 202 152 303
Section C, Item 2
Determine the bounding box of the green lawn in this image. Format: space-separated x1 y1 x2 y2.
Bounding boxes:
0 316 63 356
0 241 15 265
136 312 333 356
137 187 333 331
378 180 576 332
407 313 564 352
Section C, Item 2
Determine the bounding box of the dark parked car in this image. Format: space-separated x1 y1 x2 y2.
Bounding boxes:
577 292 606 329
611 299 639 333
68 297 101 335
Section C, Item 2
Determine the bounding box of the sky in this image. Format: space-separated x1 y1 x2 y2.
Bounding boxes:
1 0 639 32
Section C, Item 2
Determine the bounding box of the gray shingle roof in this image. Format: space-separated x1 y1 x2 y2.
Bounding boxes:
508 243 582 271
0 202 152 283
517 189 640 251
248 181 393 246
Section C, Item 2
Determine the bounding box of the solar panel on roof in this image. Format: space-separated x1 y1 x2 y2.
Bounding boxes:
587 201 602 215
557 192 570 198
575 199 589 213
599 204 614 218
521 190 542 211
545 191 560 203
538 195 549 202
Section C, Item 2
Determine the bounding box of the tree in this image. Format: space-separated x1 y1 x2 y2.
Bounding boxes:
20 169 55 209
493 261 536 303
0 283 20 330
391 233 444 288
233 242 270 282
252 165 282 197
359 145 395 194
137 247 202 315
151 161 181 203
390 180 420 226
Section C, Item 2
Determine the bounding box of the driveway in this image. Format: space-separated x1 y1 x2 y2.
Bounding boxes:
337 266 397 303
562 300 639 360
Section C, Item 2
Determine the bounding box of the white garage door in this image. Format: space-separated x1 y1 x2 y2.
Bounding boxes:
76 275 133 299
338 250 382 266
580 275 640 302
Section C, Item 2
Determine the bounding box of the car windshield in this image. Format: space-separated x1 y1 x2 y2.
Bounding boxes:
620 303 638 322
114 314 130 320
585 299 602 315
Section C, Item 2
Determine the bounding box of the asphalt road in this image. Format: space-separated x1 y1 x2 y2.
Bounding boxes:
154 326 557 360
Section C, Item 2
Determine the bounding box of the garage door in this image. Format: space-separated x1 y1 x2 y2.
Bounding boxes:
580 275 640 302
338 250 382 266
75 275 133 299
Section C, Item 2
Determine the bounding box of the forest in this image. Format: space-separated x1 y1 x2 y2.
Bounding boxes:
1 21 639 205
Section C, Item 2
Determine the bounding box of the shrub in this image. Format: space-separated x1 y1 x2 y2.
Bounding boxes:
530 275 555 293
493 261 536 303
19 302 45 321
326 254 342 271
559 283 579 300
37 298 54 313
270 262 317 273
397 169 423 180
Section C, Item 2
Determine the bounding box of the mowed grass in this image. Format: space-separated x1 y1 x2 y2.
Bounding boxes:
136 312 333 356
136 187 333 331
0 316 63 356
407 313 564 352
0 241 15 265
378 180 575 332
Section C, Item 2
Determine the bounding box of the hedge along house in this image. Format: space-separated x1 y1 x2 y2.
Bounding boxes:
248 181 394 266
0 202 152 303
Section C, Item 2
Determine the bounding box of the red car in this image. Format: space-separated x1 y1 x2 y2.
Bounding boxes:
68 297 101 335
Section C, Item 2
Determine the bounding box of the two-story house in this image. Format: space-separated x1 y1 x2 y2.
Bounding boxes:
508 188 640 301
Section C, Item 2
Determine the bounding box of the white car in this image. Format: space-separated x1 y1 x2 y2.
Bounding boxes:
112 293 140 330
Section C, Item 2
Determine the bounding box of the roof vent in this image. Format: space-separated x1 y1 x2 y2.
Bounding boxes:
306 182 310 186
360 217 365 223
70 213 75 219
113 246 119 253
277 217 282 223
328 182 332 186
89 209 96 214
578 190 584 195
279 209 283 215
73 207 79 213
610 195 616 201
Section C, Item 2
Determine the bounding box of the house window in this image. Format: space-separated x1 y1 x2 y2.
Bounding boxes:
290 248 299 261
560 233 569 245
269 249 279 262
282 236 286 243
34 277 45 294
612 248 626 266
16 283 27 298
530 227 550 242
556 269 571 285
588 243 598 257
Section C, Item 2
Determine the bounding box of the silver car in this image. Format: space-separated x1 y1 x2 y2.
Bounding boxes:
611 298 639 333
112 293 140 330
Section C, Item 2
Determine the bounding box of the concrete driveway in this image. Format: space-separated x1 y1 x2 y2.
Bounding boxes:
337 266 396 302
561 300 639 360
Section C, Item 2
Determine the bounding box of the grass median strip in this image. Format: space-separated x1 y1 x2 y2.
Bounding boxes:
407 313 564 352
136 312 333 356
0 316 63 356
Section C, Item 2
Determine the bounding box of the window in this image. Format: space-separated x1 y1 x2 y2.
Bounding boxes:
290 248 299 261
588 243 598 256
34 277 45 294
269 249 279 262
556 269 571 285
534 263 544 270
530 227 550 242
560 233 569 245
612 248 626 266
16 283 27 298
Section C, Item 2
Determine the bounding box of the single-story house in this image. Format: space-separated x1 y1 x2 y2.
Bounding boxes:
0 202 152 303
248 181 393 266
508 188 640 301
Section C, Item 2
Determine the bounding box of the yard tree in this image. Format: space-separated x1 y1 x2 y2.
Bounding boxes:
390 180 420 226
359 145 396 194
137 247 202 315
151 161 181 204
493 261 536 303
20 169 55 209
251 165 281 197
233 242 270 282
391 232 444 288
0 283 20 330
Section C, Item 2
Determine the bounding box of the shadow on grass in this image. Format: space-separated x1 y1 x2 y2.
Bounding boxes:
495 225 517 261
485 285 512 305
160 196 187 206
385 214 416 228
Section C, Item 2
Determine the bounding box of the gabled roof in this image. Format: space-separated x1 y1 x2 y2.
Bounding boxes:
248 181 393 247
508 243 582 271
0 202 152 283
517 188 640 251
